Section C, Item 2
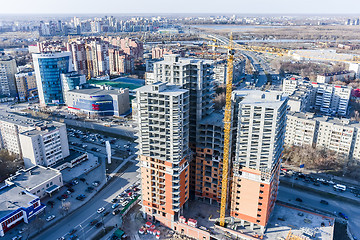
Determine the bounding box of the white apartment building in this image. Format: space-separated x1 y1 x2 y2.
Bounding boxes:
285 112 317 146
20 123 70 168
0 112 69 168
282 78 351 116
285 112 360 161
0 113 40 155
134 82 190 228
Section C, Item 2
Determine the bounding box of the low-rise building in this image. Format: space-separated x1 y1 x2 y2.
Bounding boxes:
317 71 355 83
5 165 63 199
0 184 45 237
66 85 130 116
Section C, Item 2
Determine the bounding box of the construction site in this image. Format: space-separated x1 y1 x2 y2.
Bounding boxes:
130 33 350 240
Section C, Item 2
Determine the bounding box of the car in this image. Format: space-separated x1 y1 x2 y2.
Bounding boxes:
57 237 65 240
90 220 98 226
61 194 68 199
69 229 77 235
67 188 75 193
338 212 349 220
72 180 79 185
313 182 320 186
320 200 329 205
111 198 118 203
66 190 72 195
295 198 303 202
95 222 103 228
92 182 99 187
97 207 105 213
112 209 121 215
121 201 129 207
47 200 55 206
46 215 56 221
79 178 86 182
112 203 120 209
103 211 110 216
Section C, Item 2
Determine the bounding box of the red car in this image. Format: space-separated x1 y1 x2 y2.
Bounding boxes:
61 194 68 199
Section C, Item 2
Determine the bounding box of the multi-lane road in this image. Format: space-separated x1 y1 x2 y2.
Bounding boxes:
278 185 360 238
32 164 139 240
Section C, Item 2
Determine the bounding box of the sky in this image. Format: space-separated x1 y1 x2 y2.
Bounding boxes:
0 0 360 14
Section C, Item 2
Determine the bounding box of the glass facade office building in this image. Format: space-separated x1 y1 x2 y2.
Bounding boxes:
33 52 73 106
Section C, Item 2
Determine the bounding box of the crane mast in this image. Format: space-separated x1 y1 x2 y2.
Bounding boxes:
219 34 235 227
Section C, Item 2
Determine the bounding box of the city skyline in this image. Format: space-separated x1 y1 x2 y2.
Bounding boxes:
0 0 360 14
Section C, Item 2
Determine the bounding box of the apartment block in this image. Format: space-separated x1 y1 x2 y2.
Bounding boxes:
134 82 190 228
0 55 17 97
230 90 288 233
282 78 351 116
193 112 224 205
285 112 317 147
0 112 69 167
20 122 70 168
285 112 360 162
316 71 355 83
15 70 37 102
152 54 214 143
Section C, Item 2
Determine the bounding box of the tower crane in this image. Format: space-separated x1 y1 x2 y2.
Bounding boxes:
210 33 235 227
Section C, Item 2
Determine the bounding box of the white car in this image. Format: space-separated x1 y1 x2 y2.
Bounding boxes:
97 207 105 213
46 215 56 222
121 201 129 207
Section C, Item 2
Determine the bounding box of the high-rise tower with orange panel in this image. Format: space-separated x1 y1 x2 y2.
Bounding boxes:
230 89 288 233
134 82 190 228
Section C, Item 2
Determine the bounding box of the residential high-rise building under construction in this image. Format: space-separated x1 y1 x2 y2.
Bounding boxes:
133 82 190 228
230 89 288 233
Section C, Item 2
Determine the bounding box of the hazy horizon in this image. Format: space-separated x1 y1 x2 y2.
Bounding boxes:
0 0 360 15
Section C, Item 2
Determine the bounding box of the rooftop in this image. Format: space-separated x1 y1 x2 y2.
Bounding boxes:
199 112 224 127
0 112 43 128
6 166 61 191
68 86 128 96
20 121 64 137
135 82 188 96
156 54 214 66
288 111 360 128
233 89 287 108
0 184 38 221
52 150 86 169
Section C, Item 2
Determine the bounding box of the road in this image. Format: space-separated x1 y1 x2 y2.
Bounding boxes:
32 164 139 240
278 185 360 238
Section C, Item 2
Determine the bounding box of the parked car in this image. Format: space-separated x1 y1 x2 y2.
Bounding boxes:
46 215 56 221
121 201 129 207
69 229 77 235
111 198 118 203
103 211 110 216
295 198 303 202
320 200 329 205
97 207 105 214
338 212 349 220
